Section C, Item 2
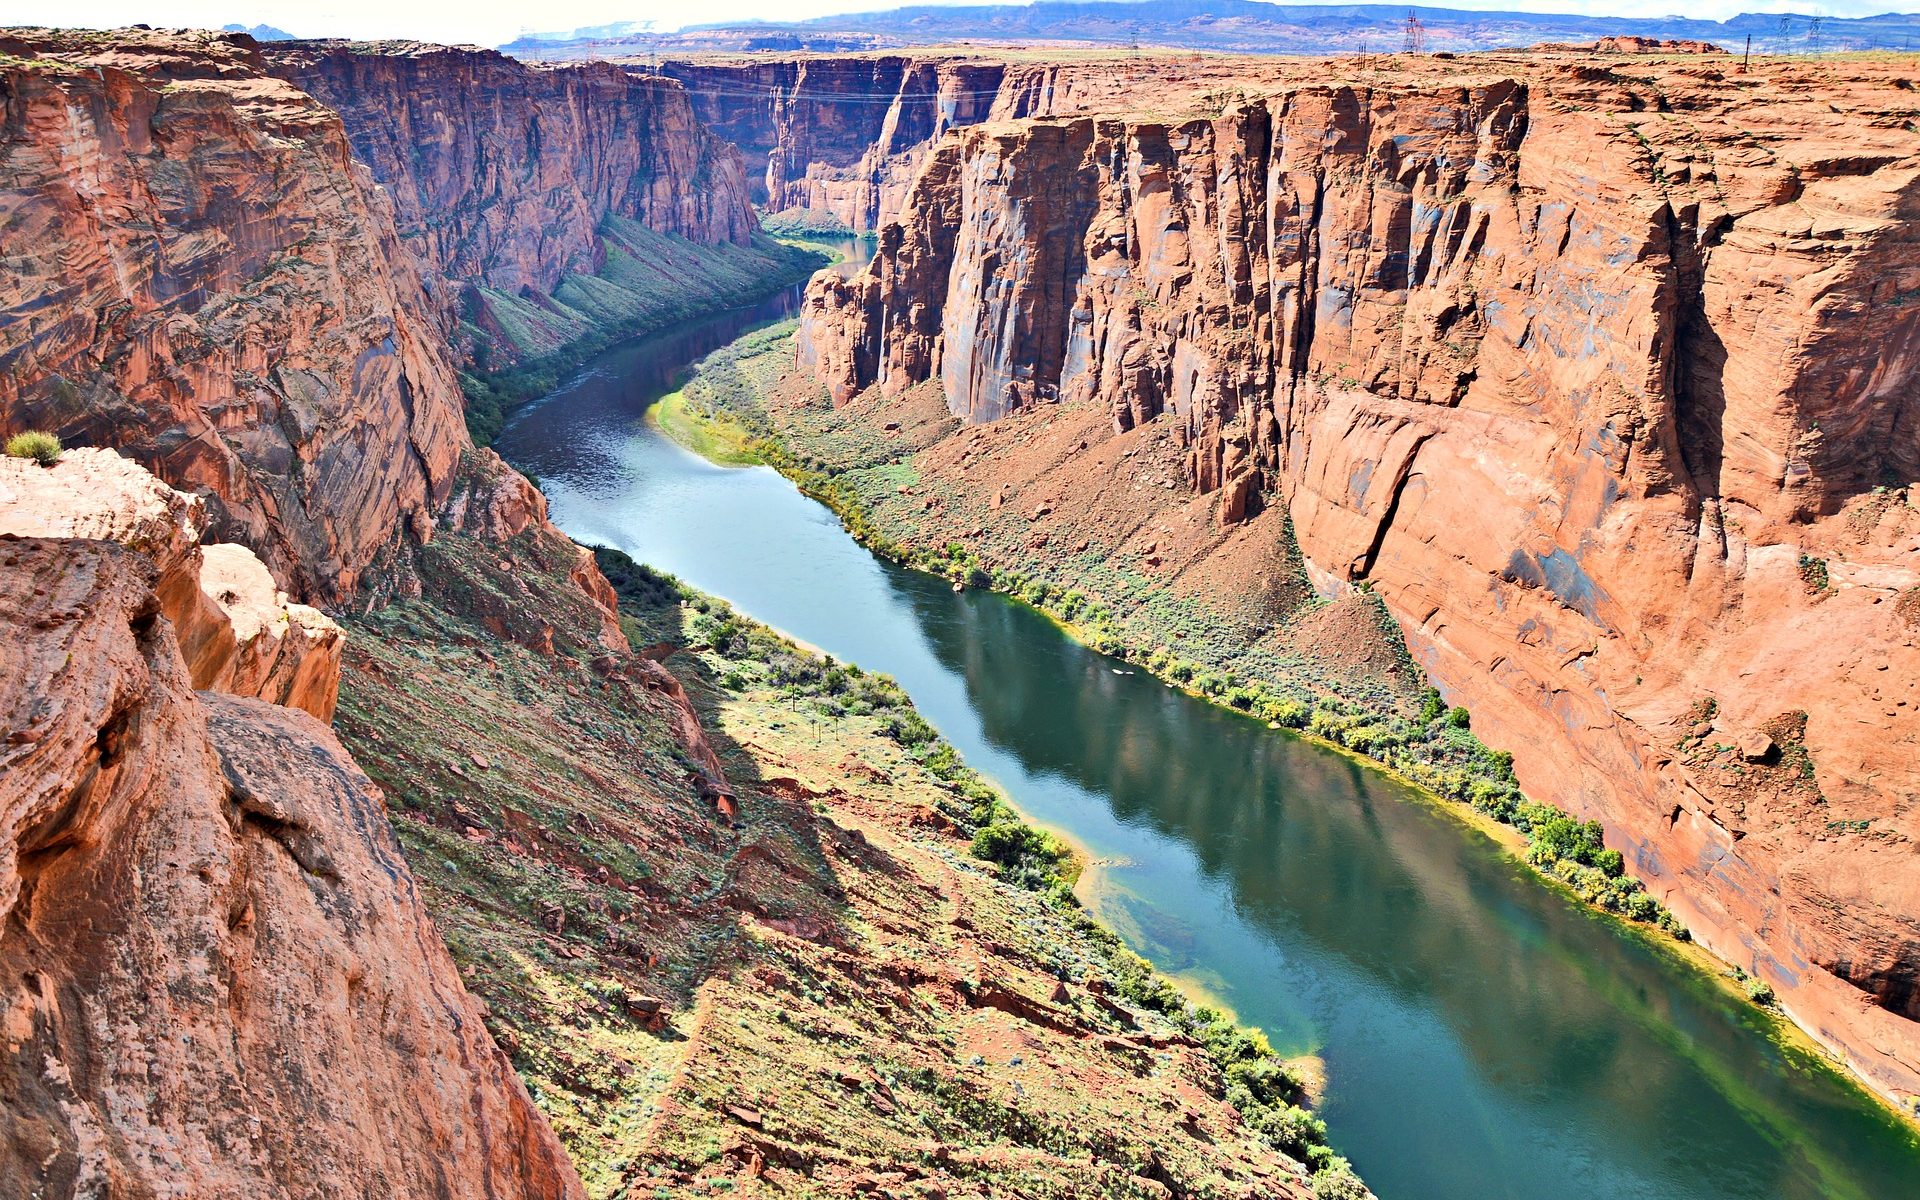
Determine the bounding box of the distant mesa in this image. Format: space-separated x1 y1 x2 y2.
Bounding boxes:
502 2 1920 58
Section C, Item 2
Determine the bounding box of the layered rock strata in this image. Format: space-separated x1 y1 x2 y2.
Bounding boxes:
0 455 582 1197
265 42 755 305
796 51 1920 1108
0 28 469 605
662 56 1008 229
658 52 1286 232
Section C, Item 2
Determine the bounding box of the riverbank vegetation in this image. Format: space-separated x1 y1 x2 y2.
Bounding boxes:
458 223 831 446
654 324 1694 951
593 546 1372 1199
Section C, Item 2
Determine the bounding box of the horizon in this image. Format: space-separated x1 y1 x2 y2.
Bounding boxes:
18 0 1920 52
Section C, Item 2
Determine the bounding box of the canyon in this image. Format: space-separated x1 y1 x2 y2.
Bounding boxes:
3 17 1919 1197
0 26 1355 1199
776 47 1920 1111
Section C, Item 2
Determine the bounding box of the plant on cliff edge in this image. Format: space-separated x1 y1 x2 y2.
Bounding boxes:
5 430 61 466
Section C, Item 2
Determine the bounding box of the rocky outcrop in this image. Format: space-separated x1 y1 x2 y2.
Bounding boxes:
191 542 345 720
265 42 754 306
0 28 470 606
0 464 583 1196
429 449 629 655
0 449 343 720
798 52 1920 1107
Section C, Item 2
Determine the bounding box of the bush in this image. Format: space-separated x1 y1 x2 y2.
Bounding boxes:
969 821 1067 890
5 430 61 466
1745 978 1777 1007
1263 698 1310 728
880 710 937 746
1446 705 1471 729
1311 1161 1370 1200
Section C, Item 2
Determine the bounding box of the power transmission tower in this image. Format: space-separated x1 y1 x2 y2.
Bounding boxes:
1403 9 1426 55
1808 14 1825 55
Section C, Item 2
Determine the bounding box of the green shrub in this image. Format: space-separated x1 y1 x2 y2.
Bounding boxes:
880 710 937 746
1311 1160 1370 1200
1446 705 1471 729
1418 688 1446 725
1225 1056 1303 1107
1745 977 1777 1007
5 430 61 466
969 821 1067 890
1263 698 1310 728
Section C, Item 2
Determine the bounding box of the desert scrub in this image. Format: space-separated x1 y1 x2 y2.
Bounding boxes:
580 555 1373 1194
1797 553 1831 594
5 430 61 465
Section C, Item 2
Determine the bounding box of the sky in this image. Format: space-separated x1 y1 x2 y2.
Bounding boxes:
8 0 1914 49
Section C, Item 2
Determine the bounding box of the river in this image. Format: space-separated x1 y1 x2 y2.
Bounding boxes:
494 254 1920 1200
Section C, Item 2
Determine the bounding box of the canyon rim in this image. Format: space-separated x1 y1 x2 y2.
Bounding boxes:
1 12 1918 1200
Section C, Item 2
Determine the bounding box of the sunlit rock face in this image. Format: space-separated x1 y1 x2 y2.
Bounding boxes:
0 447 582 1199
797 51 1920 1107
265 41 756 301
0 28 474 606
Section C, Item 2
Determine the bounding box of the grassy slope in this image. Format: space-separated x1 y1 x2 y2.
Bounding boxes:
459 220 832 446
333 479 1365 1198
657 324 1701 948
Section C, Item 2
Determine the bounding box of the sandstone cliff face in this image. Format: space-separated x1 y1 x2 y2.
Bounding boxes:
663 56 1008 230
659 52 1355 233
0 28 471 606
266 42 754 308
0 457 583 1197
797 53 1920 1106
0 449 343 720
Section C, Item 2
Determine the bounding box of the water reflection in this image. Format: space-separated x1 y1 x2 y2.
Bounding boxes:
495 269 1920 1200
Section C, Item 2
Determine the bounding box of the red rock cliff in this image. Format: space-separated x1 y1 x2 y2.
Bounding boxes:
0 28 468 606
797 52 1920 1108
657 52 1354 232
662 55 1008 230
265 42 754 305
0 455 583 1197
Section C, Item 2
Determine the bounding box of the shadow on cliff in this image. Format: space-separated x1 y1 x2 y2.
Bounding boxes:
588 545 885 951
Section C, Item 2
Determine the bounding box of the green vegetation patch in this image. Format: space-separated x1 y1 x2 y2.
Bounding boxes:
459 224 830 446
4 430 62 465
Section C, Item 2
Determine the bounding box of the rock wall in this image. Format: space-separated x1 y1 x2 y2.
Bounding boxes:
661 56 1008 230
0 455 583 1197
797 53 1920 1107
0 28 470 606
0 449 344 720
266 42 754 305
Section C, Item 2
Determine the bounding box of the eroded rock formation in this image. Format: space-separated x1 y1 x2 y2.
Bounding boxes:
0 454 582 1197
265 42 754 304
663 56 1008 230
658 53 1238 232
0 449 343 720
797 51 1920 1106
0 28 469 605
